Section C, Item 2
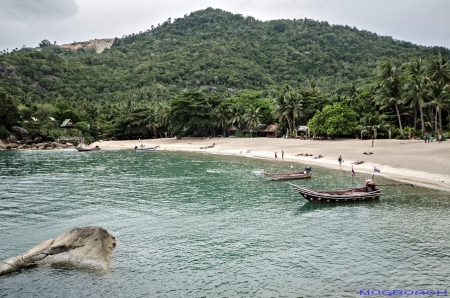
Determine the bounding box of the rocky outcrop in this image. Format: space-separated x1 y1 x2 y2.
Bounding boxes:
31 82 48 94
0 62 16 79
0 141 74 151
33 136 43 144
11 126 29 139
0 226 116 276
60 38 114 53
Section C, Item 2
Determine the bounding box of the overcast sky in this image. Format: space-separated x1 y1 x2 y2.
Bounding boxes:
1 0 449 51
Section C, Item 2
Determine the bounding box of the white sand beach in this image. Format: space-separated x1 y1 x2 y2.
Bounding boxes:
91 137 450 192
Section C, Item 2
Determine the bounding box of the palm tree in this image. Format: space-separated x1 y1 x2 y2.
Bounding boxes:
156 103 170 137
427 53 450 85
403 58 428 133
274 84 303 136
426 83 450 135
244 106 262 137
214 104 230 137
404 75 428 135
374 61 406 139
284 91 303 137
229 104 245 133
347 82 358 107
146 110 158 137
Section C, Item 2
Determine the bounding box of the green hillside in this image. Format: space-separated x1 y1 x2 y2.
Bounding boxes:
1 7 448 102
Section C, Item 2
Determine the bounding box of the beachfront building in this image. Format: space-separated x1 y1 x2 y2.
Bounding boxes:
296 125 309 138
60 119 76 128
264 124 278 138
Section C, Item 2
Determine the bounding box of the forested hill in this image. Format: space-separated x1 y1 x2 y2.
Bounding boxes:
1 7 449 104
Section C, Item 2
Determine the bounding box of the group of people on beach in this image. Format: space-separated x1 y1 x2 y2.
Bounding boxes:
274 150 285 159
424 133 443 143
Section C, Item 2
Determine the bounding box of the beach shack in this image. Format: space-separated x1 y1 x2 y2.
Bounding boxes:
228 124 239 137
29 117 38 123
296 125 309 138
60 119 76 128
264 124 278 138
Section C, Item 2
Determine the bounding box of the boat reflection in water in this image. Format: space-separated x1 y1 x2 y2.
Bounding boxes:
296 199 381 214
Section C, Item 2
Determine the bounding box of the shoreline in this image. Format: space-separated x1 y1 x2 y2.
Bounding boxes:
91 137 450 193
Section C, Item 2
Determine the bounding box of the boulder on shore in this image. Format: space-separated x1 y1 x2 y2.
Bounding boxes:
0 226 116 276
11 126 29 139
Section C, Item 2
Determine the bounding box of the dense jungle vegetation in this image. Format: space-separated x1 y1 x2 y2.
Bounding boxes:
1 7 450 143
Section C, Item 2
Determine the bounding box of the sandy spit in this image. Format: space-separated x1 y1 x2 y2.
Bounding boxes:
90 137 450 192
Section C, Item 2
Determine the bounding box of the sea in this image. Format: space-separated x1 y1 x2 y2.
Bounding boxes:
0 150 449 297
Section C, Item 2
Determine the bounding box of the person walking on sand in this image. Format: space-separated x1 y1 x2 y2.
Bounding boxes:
275 152 278 159
338 155 343 165
282 150 284 159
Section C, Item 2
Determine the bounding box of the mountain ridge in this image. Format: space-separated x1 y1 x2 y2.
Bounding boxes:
1 7 449 103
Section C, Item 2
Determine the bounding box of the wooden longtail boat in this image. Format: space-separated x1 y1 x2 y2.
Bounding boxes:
262 168 312 181
290 180 382 203
77 146 100 152
134 145 159 152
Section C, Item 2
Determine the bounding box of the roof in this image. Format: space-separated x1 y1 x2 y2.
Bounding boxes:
297 125 309 131
60 119 75 127
228 124 238 131
264 124 277 132
30 117 38 122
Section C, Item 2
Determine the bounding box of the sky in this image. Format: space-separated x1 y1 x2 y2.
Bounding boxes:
1 0 450 51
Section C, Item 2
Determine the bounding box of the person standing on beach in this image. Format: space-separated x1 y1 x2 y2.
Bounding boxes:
282 150 284 159
275 152 278 159
338 155 343 165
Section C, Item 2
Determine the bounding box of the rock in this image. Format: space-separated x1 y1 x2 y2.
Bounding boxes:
11 126 29 139
8 135 18 143
0 226 116 276
31 82 48 95
66 142 74 147
6 143 19 150
24 139 33 145
33 137 43 144
0 144 5 150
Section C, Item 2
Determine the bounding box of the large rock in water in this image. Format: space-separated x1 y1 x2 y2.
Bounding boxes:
0 226 116 275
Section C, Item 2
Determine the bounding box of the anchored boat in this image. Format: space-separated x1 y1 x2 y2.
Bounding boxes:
134 145 159 152
262 166 312 181
290 179 381 203
76 146 100 152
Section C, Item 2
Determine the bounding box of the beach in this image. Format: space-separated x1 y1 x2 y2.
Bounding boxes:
91 137 450 192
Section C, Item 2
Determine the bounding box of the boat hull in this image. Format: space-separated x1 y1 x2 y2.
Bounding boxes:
77 148 100 152
134 146 159 152
290 184 381 203
263 171 312 181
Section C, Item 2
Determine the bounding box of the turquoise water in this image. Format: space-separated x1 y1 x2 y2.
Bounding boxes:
0 150 449 297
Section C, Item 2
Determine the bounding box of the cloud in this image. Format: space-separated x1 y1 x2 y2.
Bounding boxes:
0 0 78 22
